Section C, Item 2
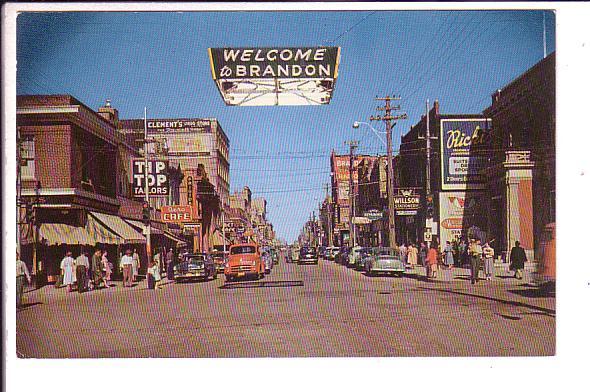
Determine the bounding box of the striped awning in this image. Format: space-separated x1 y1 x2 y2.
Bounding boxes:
37 213 122 246
89 212 146 244
125 219 187 246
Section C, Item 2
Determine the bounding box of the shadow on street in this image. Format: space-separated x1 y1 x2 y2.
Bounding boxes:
219 280 304 290
421 287 555 317
17 302 43 311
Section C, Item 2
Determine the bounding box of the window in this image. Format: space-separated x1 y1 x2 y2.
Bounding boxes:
20 135 35 179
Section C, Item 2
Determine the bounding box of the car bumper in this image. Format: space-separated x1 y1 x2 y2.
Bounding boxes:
299 258 318 263
175 270 207 279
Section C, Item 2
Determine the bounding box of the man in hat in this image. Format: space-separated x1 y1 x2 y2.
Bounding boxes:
121 248 134 287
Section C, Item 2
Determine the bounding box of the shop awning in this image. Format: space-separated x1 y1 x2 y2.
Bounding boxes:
89 211 146 244
35 213 122 246
125 219 187 246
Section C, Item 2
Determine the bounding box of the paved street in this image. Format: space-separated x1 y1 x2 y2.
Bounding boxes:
16 258 554 358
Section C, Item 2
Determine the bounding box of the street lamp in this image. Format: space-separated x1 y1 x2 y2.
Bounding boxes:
352 121 387 146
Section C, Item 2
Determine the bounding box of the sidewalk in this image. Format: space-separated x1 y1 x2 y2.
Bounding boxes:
405 262 536 284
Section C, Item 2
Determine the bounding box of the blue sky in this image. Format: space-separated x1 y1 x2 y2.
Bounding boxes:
16 10 555 243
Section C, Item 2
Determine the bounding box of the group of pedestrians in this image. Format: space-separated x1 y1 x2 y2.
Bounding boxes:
59 248 113 292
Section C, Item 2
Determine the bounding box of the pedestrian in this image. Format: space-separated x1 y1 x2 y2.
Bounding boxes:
443 241 455 270
483 242 495 280
153 248 162 277
399 243 408 265
407 243 418 269
419 242 428 267
425 244 439 279
91 249 104 289
459 239 468 267
60 250 76 292
121 248 134 287
101 250 112 288
509 240 527 280
147 259 162 290
16 252 31 308
468 238 483 284
75 250 90 293
166 248 175 280
132 248 140 282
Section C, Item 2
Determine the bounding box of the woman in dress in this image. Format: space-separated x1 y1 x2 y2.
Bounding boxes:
425 244 439 279
407 243 418 269
443 241 455 269
101 250 112 287
60 251 76 292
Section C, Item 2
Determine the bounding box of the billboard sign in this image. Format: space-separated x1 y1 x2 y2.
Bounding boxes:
440 119 492 190
161 205 194 223
439 191 488 246
208 47 341 106
209 47 340 80
132 159 169 197
393 188 421 216
146 119 211 133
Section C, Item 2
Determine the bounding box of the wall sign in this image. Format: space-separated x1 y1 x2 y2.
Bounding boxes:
440 119 492 190
132 159 169 197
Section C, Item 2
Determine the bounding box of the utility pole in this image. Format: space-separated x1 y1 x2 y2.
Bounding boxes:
370 95 407 248
143 107 152 267
418 99 439 247
325 183 333 247
345 140 359 247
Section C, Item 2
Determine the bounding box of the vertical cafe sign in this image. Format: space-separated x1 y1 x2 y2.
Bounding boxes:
440 119 492 190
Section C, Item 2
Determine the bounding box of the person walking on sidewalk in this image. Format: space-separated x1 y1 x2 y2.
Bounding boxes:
60 250 76 292
399 243 408 266
425 244 439 279
166 248 175 280
121 249 134 287
483 242 495 280
147 259 163 290
101 250 112 288
468 239 483 284
16 252 31 308
132 249 140 282
419 242 428 267
407 243 418 269
443 241 455 270
509 240 527 280
75 251 89 293
91 249 104 290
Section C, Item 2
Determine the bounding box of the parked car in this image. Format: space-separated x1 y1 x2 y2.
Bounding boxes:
225 243 264 282
289 246 300 263
365 247 405 277
347 246 367 268
325 246 340 261
262 250 273 274
298 246 318 264
211 250 228 273
355 248 373 271
174 253 217 282
337 247 350 265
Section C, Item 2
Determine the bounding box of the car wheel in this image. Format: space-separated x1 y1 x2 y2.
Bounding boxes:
225 275 232 283
367 270 373 277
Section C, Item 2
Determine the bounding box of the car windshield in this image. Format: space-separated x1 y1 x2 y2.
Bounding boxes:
231 246 256 255
300 247 316 255
374 248 399 257
186 255 206 263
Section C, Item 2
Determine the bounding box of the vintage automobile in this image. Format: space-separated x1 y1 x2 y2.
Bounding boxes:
337 247 350 265
298 246 318 264
174 253 217 282
262 249 274 274
364 247 405 277
347 246 367 268
355 248 373 271
325 246 340 261
210 250 228 273
225 243 264 282
289 246 300 263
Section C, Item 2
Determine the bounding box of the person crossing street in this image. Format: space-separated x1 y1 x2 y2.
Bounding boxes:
75 251 90 293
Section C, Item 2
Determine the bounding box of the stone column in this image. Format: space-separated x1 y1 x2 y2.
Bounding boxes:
503 151 535 263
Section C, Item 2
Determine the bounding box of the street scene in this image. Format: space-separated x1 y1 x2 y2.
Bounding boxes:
11 6 560 365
